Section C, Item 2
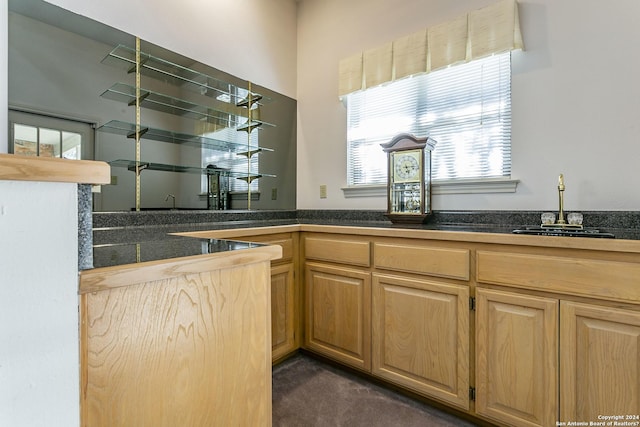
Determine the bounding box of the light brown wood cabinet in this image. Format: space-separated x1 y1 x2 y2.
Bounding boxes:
304 261 372 371
302 233 472 408
183 225 640 426
271 262 296 361
560 301 640 421
477 247 640 426
372 272 470 410
370 239 472 409
476 295 640 427
253 234 299 362
475 288 558 427
302 234 372 370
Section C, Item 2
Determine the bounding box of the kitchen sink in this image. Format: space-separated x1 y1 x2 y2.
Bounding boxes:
512 226 615 238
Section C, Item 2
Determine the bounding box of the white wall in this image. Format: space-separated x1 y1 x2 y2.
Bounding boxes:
296 0 640 211
43 0 298 100
0 181 79 427
1 3 7 153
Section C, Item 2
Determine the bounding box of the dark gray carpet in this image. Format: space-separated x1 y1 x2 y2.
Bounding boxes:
272 354 479 427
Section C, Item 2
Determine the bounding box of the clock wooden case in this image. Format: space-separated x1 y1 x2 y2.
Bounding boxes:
381 133 436 224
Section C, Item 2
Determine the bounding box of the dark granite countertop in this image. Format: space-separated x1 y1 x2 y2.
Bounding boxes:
92 219 298 246
302 220 639 239
92 210 640 242
295 210 640 240
92 236 265 269
85 210 640 271
94 209 640 232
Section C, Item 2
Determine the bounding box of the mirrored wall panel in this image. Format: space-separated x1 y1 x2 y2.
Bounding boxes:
8 0 296 211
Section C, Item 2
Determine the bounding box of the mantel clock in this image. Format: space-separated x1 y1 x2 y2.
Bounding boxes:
381 133 436 224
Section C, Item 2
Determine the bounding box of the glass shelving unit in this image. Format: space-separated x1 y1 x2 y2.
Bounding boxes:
99 41 276 209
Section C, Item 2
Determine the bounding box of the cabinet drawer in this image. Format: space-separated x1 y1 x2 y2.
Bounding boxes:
242 234 294 262
304 237 370 267
373 243 469 280
477 251 640 304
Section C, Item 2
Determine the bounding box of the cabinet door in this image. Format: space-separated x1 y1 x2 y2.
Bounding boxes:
372 273 470 410
304 262 371 371
476 288 558 427
560 301 640 421
271 263 296 362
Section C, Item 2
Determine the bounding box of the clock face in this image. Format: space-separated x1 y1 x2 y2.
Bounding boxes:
393 151 421 182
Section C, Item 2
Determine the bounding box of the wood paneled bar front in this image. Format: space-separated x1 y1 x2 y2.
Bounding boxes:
79 241 281 427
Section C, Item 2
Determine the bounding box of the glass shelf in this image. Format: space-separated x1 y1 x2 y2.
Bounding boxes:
100 83 276 130
97 120 273 154
109 159 276 180
237 121 266 133
236 148 271 158
101 45 272 107
237 175 266 184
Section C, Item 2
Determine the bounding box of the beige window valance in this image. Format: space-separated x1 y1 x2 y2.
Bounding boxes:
338 0 523 98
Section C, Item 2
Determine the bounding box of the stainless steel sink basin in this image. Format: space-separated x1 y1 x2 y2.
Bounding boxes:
512 227 615 238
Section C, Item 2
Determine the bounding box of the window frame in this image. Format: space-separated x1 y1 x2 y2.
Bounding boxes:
342 52 518 197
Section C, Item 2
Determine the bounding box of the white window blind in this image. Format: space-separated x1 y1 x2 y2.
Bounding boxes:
346 52 511 186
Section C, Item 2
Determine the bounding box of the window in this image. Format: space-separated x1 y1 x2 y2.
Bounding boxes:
9 109 94 160
13 124 82 159
346 52 511 187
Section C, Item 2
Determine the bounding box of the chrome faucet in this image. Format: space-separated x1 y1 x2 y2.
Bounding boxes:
164 193 176 210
